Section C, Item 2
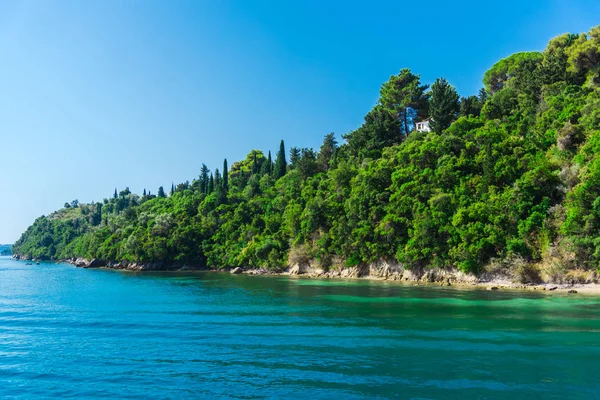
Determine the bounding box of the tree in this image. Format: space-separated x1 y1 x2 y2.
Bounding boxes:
429 78 460 133
71 199 79 208
460 96 479 117
343 105 402 160
317 133 338 172
274 140 287 179
208 173 214 193
223 159 229 191
113 188 118 199
261 151 273 176
298 148 318 179
379 68 429 134
157 186 166 198
170 183 175 196
200 164 210 194
214 168 222 187
143 188 147 196
64 202 71 209
289 147 301 169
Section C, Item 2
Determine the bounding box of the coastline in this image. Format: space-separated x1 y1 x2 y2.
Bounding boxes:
12 254 600 296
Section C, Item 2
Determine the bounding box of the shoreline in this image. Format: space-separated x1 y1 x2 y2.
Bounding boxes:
12 255 600 296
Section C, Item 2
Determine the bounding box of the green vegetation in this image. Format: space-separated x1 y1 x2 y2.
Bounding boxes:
13 27 600 280
0 244 11 256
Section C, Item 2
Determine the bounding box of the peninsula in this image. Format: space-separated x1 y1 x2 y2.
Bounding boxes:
14 27 600 289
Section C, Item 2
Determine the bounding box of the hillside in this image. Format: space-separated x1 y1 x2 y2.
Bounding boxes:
0 244 12 256
13 27 600 283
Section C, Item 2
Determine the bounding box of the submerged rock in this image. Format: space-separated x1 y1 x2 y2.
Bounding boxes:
568 289 578 294
487 286 499 291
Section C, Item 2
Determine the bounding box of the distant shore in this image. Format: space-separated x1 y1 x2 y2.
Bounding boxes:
12 254 599 296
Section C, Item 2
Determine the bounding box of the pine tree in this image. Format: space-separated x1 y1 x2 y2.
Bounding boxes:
289 147 301 169
274 140 287 179
317 133 337 172
429 78 460 134
157 186 166 198
170 183 175 196
223 159 229 191
379 68 429 135
113 188 118 199
200 164 209 194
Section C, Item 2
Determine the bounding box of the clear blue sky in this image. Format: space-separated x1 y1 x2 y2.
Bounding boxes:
1 0 599 243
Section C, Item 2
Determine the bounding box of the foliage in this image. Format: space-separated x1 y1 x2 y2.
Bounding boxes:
13 26 600 276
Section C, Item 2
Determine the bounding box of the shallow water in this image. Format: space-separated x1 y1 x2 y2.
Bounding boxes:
1 256 599 399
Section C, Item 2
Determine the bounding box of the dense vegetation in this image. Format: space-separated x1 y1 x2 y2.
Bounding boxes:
14 27 600 281
0 244 12 256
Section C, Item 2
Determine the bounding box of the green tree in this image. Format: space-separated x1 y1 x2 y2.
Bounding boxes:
379 68 429 134
429 78 460 133
289 147 301 169
317 133 338 172
157 186 166 198
274 140 287 179
200 164 210 194
223 159 229 191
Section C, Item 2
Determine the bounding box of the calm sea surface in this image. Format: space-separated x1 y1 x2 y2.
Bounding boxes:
1 256 599 399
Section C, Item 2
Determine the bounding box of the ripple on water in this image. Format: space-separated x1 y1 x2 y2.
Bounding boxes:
0 257 599 399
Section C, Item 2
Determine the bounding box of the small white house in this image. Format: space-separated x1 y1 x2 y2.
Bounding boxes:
415 119 431 132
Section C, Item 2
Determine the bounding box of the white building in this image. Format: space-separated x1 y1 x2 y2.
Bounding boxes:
415 119 431 132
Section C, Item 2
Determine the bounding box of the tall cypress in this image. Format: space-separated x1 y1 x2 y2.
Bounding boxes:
157 186 166 198
274 140 287 179
170 183 175 196
208 173 214 194
113 188 118 199
223 159 229 191
143 188 147 196
267 151 272 175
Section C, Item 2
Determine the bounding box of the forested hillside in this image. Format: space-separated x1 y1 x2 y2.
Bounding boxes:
14 27 600 282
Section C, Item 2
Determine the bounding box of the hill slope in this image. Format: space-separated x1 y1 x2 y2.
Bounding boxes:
14 27 600 283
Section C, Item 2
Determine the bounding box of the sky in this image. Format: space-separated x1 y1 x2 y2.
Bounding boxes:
1 0 599 243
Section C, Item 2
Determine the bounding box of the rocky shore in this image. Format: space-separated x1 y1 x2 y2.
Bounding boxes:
12 255 598 294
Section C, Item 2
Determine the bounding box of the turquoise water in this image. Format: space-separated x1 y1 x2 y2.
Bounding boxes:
1 256 599 399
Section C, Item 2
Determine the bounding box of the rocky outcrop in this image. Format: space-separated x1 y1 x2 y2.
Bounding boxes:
230 267 243 274
85 259 103 269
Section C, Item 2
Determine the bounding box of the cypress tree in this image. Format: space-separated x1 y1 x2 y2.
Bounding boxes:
223 159 229 191
170 183 175 196
208 173 214 193
113 188 118 199
200 164 209 194
157 186 166 198
274 140 287 179
143 188 147 196
252 152 259 175
214 168 221 187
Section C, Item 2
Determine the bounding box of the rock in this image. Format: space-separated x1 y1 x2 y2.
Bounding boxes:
568 289 578 294
289 264 310 275
74 257 89 268
84 259 103 269
487 286 499 291
230 267 243 274
548 286 558 291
